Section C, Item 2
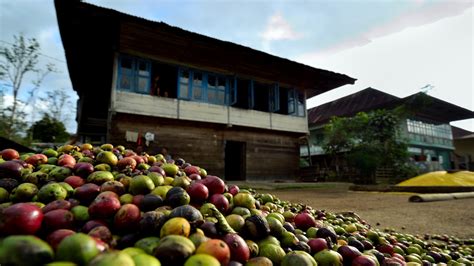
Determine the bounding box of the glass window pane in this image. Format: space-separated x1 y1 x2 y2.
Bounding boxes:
138 61 149 76
208 75 216 88
137 77 149 93
179 83 189 98
208 89 216 103
288 89 295 114
179 69 190 99
120 75 132 90
297 91 305 116
191 72 203 100
193 86 202 100
121 58 133 69
217 90 225 105
193 72 203 87
180 70 189 83
288 100 295 114
298 102 305 116
229 78 236 104
217 77 226 91
120 58 134 91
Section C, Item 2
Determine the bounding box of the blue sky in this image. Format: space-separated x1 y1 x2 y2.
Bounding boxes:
0 0 472 132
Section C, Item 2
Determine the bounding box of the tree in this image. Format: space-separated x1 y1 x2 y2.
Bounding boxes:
323 109 409 184
0 34 55 139
29 114 69 143
39 88 72 122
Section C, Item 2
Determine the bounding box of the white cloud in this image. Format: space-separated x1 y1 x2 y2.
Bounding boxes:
1 92 75 134
261 12 302 42
297 7 473 131
309 1 472 57
261 12 303 53
0 0 77 133
369 1 471 37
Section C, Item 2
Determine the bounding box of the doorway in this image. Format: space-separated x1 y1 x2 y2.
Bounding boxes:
225 141 246 181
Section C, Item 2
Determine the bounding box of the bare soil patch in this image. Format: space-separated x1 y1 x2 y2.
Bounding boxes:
259 187 474 239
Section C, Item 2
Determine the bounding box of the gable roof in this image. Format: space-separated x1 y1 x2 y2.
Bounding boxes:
452 126 474 140
401 93 474 124
54 0 356 98
308 88 399 126
308 88 474 126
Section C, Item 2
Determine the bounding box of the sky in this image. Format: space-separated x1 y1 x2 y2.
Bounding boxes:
0 0 472 133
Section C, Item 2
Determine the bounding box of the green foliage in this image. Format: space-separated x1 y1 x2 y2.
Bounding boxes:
346 145 382 183
392 163 420 184
323 109 410 184
29 114 69 143
299 158 310 168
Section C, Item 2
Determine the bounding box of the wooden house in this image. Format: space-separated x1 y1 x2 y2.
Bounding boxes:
55 0 355 180
452 126 474 171
302 88 474 180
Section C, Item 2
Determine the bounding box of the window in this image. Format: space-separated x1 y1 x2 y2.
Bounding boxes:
150 62 178 98
177 68 229 106
231 78 252 109
172 66 306 116
269 84 280 112
207 75 227 105
288 89 296 115
137 60 151 93
192 72 204 101
119 58 134 91
297 90 305 116
277 86 290 115
406 119 453 146
287 88 305 117
117 55 151 94
178 69 190 99
253 82 270 112
408 147 422 154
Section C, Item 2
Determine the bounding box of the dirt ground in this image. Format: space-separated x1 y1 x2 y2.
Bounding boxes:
258 187 474 239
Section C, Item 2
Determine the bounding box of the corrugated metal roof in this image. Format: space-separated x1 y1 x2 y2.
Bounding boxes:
308 88 474 126
55 0 356 98
308 88 399 125
452 126 473 139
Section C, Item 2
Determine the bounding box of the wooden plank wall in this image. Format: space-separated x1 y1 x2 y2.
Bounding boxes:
180 100 228 124
113 91 308 134
117 20 349 93
115 91 178 119
108 113 300 180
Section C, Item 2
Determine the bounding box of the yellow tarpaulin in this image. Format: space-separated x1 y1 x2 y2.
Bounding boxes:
397 171 474 187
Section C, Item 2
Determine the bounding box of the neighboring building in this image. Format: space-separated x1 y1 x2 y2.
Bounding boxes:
452 126 474 171
302 88 474 174
55 0 355 180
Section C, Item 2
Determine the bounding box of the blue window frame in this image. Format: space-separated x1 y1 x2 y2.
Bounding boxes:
288 89 296 115
269 84 280 112
248 80 255 109
192 71 204 101
117 55 151 94
229 77 238 105
177 68 230 106
207 74 227 105
288 88 305 117
297 90 305 117
178 68 190 99
174 66 304 116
